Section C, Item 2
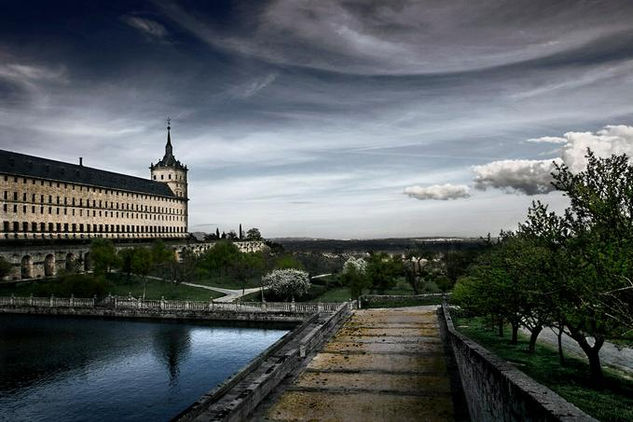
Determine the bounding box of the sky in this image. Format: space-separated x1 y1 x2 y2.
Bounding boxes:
2 0 633 239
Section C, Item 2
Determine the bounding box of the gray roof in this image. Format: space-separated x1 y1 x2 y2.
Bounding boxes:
0 149 176 198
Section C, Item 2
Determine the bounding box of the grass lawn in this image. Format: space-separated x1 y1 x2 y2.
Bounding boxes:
0 273 224 302
309 287 352 303
454 316 633 422
194 274 261 290
106 274 224 301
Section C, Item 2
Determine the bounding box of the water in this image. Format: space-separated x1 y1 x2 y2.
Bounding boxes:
0 314 289 421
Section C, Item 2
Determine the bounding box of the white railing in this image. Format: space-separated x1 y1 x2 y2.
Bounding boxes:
0 295 347 315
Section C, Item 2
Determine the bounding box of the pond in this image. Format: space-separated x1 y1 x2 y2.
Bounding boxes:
0 314 289 421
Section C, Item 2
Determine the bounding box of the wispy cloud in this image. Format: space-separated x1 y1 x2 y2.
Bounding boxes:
122 16 169 40
404 184 470 200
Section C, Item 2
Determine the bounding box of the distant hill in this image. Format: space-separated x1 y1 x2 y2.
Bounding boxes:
272 237 488 254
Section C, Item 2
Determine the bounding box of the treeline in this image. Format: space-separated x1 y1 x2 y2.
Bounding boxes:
453 152 633 385
339 246 483 298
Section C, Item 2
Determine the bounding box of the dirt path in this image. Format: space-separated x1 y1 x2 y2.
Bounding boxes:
521 327 633 375
265 306 455 422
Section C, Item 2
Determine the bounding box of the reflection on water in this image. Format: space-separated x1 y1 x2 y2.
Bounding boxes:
0 314 288 421
152 324 192 385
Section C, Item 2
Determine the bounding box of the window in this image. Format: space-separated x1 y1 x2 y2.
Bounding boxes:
40 222 45 232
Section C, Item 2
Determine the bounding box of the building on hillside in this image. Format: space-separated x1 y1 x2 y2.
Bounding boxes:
0 123 188 241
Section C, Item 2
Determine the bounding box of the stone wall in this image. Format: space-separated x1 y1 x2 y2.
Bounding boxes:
438 304 597 422
0 240 266 281
176 302 353 422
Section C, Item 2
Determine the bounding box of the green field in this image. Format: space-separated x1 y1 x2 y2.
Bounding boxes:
455 316 633 422
0 273 224 301
310 287 353 302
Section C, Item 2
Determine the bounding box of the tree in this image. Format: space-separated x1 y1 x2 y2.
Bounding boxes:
226 230 238 240
365 252 403 293
341 257 369 299
403 248 439 294
172 247 198 284
0 256 12 279
131 247 153 299
199 240 241 277
91 238 119 274
246 227 263 241
151 240 175 279
546 151 633 385
262 269 311 301
275 254 304 270
230 252 265 295
117 248 135 280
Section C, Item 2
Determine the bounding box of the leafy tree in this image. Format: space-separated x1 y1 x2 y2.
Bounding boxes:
231 252 265 294
117 248 135 280
199 240 241 277
365 252 403 293
0 256 12 279
226 230 238 240
151 240 175 278
341 257 369 298
91 238 119 274
262 269 310 301
246 227 263 241
403 248 439 294
275 254 304 270
131 247 153 299
172 247 198 284
546 151 633 385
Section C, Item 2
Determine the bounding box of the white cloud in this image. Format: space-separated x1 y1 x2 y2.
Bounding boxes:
404 184 470 200
525 136 567 144
560 125 633 173
473 159 561 195
474 124 633 195
122 16 168 40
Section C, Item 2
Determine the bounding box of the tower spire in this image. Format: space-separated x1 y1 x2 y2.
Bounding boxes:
165 117 173 156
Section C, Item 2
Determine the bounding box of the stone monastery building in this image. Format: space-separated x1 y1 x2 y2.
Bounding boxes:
0 124 188 240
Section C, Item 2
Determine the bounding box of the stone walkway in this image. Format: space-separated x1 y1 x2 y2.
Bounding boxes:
264 306 455 422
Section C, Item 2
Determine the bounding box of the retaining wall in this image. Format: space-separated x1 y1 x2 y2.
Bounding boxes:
176 302 353 422
438 304 597 422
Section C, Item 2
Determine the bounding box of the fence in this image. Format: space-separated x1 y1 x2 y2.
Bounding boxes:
0 294 344 314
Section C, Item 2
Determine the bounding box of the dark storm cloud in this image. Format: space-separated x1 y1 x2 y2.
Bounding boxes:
1 1 633 237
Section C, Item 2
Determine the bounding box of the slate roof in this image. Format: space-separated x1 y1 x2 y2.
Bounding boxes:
0 149 176 198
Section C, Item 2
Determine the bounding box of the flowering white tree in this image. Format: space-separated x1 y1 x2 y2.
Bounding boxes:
262 269 310 301
342 257 367 275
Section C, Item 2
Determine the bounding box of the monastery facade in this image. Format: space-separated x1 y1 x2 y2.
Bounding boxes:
0 124 188 241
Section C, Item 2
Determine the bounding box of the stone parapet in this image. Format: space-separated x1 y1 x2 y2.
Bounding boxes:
438 304 597 422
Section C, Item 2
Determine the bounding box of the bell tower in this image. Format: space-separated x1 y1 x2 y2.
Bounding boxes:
150 120 188 198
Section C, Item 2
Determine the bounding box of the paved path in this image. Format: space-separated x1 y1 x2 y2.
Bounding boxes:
146 275 265 303
265 306 455 422
522 327 633 375
180 282 266 303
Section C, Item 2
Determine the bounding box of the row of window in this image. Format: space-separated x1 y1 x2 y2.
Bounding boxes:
2 174 183 204
2 203 185 221
153 173 185 181
2 221 185 234
3 191 183 214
